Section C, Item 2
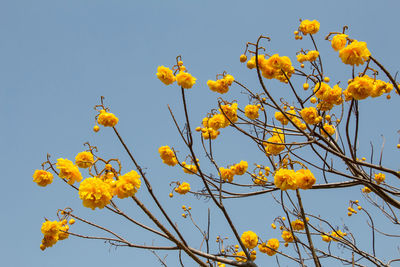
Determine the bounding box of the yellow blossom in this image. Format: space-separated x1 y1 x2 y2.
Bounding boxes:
274 169 297 190
33 170 54 187
362 186 372 193
264 134 285 155
259 238 279 256
281 230 294 242
299 20 320 35
207 74 234 94
56 158 83 185
300 107 319 125
176 71 196 89
156 66 176 85
97 110 119 127
79 177 113 210
235 251 247 262
201 127 220 140
219 103 238 123
295 169 316 190
321 123 336 137
114 170 141 199
331 34 348 51
245 105 260 120
339 40 371 66
374 173 385 184
220 167 235 182
158 146 178 166
175 182 191 195
291 219 305 231
241 231 258 249
182 162 198 174
231 161 248 175
208 114 229 130
75 151 94 168
331 230 346 241
321 234 332 242
344 76 374 100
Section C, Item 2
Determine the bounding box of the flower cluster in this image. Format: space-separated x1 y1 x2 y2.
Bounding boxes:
175 182 191 195
79 177 113 210
291 219 305 231
343 75 393 101
258 238 279 256
264 129 285 155
275 109 306 130
75 151 94 168
230 160 248 175
281 230 294 243
331 34 348 51
114 170 141 199
40 219 70 250
182 161 198 174
158 145 178 166
244 104 260 120
176 71 196 89
156 66 176 85
33 170 54 187
298 19 320 35
338 40 371 66
56 158 83 185
97 110 119 127
219 167 235 182
274 168 316 190
241 230 258 249
374 173 385 184
207 74 234 94
247 54 295 83
313 82 343 111
300 107 321 125
296 50 319 63
320 123 336 137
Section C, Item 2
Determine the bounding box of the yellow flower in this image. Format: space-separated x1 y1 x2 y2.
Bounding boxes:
235 251 247 262
299 20 320 35
175 182 191 195
291 219 305 231
274 169 297 190
97 110 119 127
261 54 295 83
281 230 294 242
56 158 83 185
201 127 220 140
258 238 279 256
374 173 385 184
295 169 316 190
182 162 198 174
370 79 393 97
306 50 319 61
75 151 94 168
331 34 348 51
219 103 238 123
208 114 229 130
79 177 113 210
241 230 258 249
264 135 285 155
321 123 335 137
176 71 196 89
362 186 371 193
40 220 60 249
114 170 141 199
330 230 346 241
275 110 296 125
339 40 371 66
219 167 235 182
313 82 331 100
156 66 176 85
245 105 260 120
344 76 374 100
158 145 178 166
207 74 234 94
33 170 54 187
321 234 332 242
231 160 248 175
300 107 319 125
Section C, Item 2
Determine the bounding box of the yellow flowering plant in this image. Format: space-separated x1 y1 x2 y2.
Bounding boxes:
33 20 400 267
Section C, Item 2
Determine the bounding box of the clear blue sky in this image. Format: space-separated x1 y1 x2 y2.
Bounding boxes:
1 1 399 266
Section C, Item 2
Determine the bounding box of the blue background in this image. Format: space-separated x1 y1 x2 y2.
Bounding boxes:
1 0 399 266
